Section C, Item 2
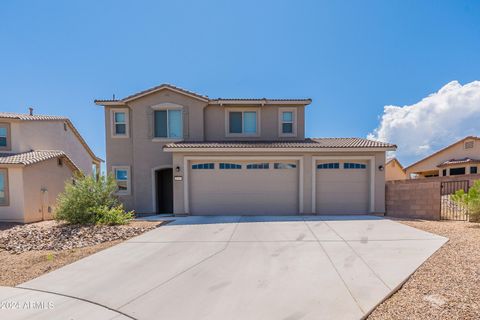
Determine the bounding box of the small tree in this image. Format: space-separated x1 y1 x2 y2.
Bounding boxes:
452 180 480 222
55 174 134 225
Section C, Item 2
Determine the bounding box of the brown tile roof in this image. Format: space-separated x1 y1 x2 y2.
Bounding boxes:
0 112 68 121
164 138 396 150
94 84 311 105
437 157 480 168
405 136 480 170
0 112 102 163
0 150 80 171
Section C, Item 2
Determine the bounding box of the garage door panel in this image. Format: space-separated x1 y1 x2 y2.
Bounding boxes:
189 161 298 215
316 161 369 215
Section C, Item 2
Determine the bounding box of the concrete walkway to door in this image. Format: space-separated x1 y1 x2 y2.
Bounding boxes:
5 216 447 320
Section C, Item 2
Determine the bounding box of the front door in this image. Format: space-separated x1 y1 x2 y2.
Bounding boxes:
156 168 173 213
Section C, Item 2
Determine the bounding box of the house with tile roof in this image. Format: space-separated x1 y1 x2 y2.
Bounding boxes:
0 112 102 222
95 84 396 215
405 136 480 179
385 158 407 181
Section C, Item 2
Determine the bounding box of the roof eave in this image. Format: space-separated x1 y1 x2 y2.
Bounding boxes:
208 99 312 106
163 147 397 153
94 100 127 106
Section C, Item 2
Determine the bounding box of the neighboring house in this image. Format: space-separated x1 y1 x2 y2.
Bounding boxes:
95 84 396 216
0 112 102 223
385 158 407 181
405 136 480 179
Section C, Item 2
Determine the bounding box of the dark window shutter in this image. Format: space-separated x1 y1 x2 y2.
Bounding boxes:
146 109 154 139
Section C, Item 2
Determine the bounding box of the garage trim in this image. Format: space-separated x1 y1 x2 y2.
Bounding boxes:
183 156 304 214
311 156 375 213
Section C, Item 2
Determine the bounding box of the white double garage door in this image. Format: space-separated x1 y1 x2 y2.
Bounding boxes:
188 158 371 215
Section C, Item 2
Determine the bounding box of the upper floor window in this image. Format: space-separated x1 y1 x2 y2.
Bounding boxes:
113 166 130 195
227 109 259 136
154 110 183 139
111 109 129 138
278 108 296 137
0 169 9 206
0 123 11 150
470 166 477 174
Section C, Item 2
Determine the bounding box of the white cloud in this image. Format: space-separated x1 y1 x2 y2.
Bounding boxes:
368 80 480 165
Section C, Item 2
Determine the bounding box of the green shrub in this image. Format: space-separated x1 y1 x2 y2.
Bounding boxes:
452 180 480 222
91 205 134 225
55 174 134 225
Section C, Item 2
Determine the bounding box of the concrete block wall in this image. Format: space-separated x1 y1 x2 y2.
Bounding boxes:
386 174 480 220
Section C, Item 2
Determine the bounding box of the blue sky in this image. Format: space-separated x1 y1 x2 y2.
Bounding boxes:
1 0 479 165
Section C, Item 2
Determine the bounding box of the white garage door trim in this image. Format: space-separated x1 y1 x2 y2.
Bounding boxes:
183 156 304 214
311 156 375 213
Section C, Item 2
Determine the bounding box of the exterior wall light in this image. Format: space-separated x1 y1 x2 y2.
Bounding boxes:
175 166 181 172
378 165 384 171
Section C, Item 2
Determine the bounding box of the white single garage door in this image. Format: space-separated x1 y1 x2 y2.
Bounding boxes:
189 161 299 215
315 160 369 214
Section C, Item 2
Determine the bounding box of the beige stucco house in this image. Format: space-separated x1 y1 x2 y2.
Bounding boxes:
96 84 396 216
385 158 407 181
0 112 102 223
405 136 480 179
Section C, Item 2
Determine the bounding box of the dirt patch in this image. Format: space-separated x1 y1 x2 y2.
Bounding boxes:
0 220 163 286
369 219 480 320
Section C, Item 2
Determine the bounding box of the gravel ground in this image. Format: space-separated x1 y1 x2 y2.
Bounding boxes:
0 220 163 286
369 219 480 320
0 220 162 253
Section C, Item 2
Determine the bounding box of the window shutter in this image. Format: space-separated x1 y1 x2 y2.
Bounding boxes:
183 107 189 140
146 108 154 139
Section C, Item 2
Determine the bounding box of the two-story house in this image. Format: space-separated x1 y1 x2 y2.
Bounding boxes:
96 84 395 216
0 112 102 222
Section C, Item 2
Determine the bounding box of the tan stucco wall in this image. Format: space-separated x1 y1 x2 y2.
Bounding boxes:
22 158 75 223
385 160 407 181
171 151 386 215
9 120 96 174
0 167 25 222
105 89 308 213
406 138 480 177
204 105 305 141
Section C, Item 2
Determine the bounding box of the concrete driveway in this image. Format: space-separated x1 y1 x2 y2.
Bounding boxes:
1 216 447 320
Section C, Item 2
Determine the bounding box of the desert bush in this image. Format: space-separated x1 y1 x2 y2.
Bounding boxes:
55 174 134 225
452 180 480 222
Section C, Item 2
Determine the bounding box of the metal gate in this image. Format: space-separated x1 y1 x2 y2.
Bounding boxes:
440 180 469 221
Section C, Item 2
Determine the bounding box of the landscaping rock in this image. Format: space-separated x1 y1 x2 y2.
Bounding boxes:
0 221 160 254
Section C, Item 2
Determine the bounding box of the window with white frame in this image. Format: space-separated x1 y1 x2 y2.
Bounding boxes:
154 110 183 139
113 166 130 195
0 123 10 150
279 108 296 136
111 110 128 137
227 110 258 135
